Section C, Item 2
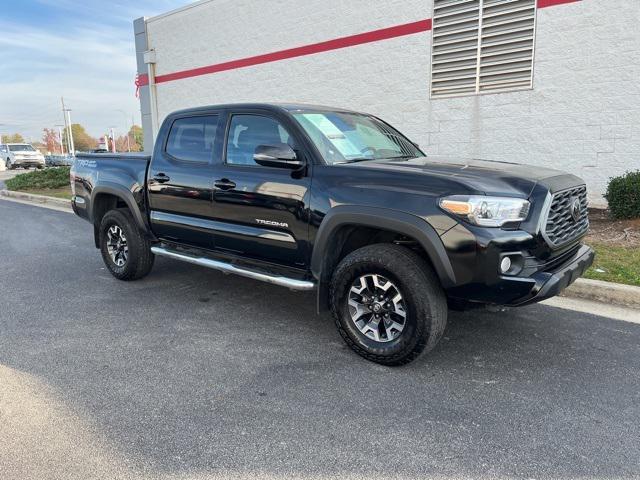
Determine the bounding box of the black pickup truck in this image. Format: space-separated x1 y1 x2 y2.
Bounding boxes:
71 103 594 365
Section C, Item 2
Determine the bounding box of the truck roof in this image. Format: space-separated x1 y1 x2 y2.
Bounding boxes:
170 103 366 116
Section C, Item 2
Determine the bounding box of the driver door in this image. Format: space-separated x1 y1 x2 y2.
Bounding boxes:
209 112 311 269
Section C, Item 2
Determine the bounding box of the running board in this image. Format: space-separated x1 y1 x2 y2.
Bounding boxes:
150 246 316 291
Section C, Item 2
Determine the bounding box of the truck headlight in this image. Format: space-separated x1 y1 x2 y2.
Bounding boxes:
439 195 531 227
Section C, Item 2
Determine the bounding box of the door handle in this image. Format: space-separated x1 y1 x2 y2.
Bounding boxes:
153 173 171 184
214 178 236 190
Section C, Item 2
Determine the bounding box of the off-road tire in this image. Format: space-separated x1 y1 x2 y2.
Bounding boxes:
99 209 154 281
330 243 448 366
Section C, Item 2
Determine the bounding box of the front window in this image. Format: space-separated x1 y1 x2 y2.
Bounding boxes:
292 112 422 165
9 144 35 152
226 115 294 166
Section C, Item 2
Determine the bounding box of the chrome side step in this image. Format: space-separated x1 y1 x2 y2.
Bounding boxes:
150 246 316 291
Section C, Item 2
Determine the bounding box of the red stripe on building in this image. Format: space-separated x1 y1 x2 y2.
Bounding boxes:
138 0 580 86
537 0 581 8
154 19 432 84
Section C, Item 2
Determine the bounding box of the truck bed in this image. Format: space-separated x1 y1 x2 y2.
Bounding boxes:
71 152 152 224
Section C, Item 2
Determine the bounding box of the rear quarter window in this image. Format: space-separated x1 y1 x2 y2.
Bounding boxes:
165 116 219 163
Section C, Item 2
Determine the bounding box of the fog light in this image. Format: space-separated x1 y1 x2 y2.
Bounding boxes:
500 257 512 274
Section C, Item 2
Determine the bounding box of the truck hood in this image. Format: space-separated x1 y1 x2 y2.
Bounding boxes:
348 156 573 197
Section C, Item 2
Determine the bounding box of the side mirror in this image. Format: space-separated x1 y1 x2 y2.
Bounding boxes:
253 144 303 169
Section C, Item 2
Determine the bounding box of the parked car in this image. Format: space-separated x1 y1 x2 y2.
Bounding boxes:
70 103 594 365
1 143 46 169
45 154 74 167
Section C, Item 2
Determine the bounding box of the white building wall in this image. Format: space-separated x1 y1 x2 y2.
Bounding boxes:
142 0 640 206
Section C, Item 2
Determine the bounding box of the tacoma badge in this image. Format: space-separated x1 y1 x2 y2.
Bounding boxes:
256 219 289 228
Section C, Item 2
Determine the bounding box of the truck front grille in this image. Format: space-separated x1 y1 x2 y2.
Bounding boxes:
543 185 589 248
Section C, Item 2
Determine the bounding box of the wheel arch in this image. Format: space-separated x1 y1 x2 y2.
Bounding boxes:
311 206 456 313
91 184 148 248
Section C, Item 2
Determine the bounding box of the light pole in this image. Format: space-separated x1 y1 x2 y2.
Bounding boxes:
61 97 75 156
65 110 75 155
55 124 65 155
116 110 131 152
109 127 117 153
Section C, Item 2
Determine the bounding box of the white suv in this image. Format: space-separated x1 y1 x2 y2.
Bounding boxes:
1 143 46 170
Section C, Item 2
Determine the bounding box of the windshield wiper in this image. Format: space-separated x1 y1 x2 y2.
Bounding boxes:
335 155 419 164
334 158 375 164
381 155 419 161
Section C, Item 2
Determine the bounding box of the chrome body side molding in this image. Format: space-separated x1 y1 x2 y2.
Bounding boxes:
150 211 296 243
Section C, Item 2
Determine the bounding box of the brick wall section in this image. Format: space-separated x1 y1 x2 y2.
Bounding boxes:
142 0 640 206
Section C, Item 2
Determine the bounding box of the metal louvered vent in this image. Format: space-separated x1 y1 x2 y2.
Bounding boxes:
431 0 536 98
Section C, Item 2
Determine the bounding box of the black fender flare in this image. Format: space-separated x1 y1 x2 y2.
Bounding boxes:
311 205 456 312
90 183 149 235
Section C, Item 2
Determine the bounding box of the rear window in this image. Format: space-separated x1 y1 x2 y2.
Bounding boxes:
165 116 219 163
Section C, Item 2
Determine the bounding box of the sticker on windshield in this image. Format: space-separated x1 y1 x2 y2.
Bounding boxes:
300 114 361 158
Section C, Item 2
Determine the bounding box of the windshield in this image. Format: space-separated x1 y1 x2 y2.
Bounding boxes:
9 144 35 152
292 112 423 165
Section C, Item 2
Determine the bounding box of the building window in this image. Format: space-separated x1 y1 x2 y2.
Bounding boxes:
431 0 537 98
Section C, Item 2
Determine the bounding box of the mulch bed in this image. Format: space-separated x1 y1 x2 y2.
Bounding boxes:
587 209 640 247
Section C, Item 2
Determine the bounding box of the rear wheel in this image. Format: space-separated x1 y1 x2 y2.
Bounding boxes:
330 244 448 366
99 209 154 280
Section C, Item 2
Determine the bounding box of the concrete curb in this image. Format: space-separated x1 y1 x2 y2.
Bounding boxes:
563 278 640 309
0 189 72 210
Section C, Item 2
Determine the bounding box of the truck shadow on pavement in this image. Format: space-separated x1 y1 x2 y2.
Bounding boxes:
2 253 640 479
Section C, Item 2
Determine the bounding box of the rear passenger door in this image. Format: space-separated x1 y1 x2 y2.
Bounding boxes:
147 113 222 250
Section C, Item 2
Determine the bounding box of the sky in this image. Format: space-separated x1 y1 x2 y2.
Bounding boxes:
0 0 193 142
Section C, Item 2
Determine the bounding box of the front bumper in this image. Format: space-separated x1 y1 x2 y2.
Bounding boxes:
509 245 594 306
445 242 595 307
13 158 45 167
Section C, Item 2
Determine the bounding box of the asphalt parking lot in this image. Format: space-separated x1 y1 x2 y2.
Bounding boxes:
0 169 22 188
1 199 639 480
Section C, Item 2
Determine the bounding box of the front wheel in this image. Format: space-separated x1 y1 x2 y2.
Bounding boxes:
6 159 13 170
330 244 448 366
99 209 154 280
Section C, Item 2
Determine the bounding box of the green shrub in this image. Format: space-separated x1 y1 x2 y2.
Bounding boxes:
605 170 640 220
5 167 71 191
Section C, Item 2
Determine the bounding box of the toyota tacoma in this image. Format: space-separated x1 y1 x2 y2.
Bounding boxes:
70 104 594 365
